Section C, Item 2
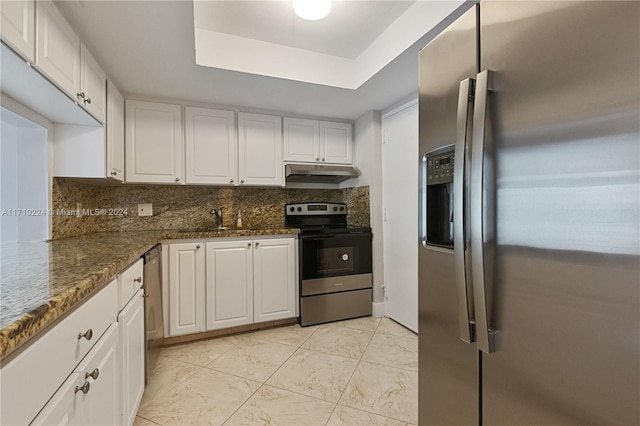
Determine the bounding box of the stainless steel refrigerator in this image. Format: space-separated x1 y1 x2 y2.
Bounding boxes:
418 2 640 424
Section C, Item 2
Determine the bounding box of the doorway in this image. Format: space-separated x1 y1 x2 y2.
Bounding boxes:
381 100 418 332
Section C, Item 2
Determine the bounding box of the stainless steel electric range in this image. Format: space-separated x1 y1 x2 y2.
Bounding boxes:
285 202 373 326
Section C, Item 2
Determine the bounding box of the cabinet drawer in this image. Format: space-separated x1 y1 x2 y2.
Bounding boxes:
118 258 143 311
0 280 117 426
32 323 119 426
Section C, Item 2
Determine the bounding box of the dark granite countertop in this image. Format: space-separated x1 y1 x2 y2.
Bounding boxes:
0 229 299 360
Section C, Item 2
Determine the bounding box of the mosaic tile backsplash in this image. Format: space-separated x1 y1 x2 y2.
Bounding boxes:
52 178 370 240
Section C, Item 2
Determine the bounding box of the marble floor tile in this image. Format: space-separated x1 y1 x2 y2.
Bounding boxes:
266 349 358 402
301 324 373 360
339 361 418 424
160 335 245 366
206 338 296 382
249 324 318 347
326 405 409 426
224 385 335 426
362 333 418 371
133 416 159 426
333 316 381 332
375 318 417 338
137 368 260 426
138 356 202 410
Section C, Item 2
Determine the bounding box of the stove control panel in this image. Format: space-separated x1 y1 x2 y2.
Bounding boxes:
286 202 347 216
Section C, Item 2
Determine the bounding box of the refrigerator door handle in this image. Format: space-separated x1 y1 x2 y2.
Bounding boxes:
470 69 496 354
454 78 476 344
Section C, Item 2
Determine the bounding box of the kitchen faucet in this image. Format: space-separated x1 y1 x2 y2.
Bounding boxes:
211 207 224 229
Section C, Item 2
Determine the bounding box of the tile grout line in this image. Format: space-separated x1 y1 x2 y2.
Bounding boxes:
326 318 380 425
220 324 323 425
328 317 418 424
140 336 249 417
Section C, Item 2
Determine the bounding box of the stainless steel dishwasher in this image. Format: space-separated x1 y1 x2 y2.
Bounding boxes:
143 245 164 382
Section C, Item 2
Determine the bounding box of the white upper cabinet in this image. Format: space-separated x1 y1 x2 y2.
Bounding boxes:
35 0 106 123
1 0 35 61
79 44 107 123
53 79 124 180
238 112 283 186
126 100 184 184
319 121 353 164
106 80 125 181
36 0 80 100
283 117 319 163
283 117 353 165
185 107 237 185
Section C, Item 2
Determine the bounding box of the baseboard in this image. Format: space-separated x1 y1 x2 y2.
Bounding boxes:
372 302 386 318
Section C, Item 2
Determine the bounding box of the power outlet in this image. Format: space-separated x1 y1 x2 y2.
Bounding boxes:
138 203 153 217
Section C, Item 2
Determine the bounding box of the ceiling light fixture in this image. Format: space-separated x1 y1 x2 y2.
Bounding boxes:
293 0 332 21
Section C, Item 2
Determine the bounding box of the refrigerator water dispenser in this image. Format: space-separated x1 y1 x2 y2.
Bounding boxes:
424 147 455 249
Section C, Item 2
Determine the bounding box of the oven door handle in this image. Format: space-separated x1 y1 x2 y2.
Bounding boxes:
301 234 372 241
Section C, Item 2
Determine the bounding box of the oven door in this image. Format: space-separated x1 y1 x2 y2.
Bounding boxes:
300 232 372 280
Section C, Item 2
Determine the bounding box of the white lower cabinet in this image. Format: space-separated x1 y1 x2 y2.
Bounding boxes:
168 242 206 336
206 240 253 330
1 260 147 426
253 238 297 322
118 289 145 426
32 322 120 426
76 323 120 426
168 236 297 337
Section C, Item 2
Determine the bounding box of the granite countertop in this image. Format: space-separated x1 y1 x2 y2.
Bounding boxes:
0 228 299 360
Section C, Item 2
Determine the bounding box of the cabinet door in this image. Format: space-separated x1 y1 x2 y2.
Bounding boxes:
205 240 253 330
30 371 83 426
118 290 145 426
75 322 119 426
35 0 80 99
1 0 35 62
106 80 125 181
79 44 106 123
253 238 296 322
168 243 205 336
238 112 283 186
126 100 184 184
185 107 237 185
283 117 319 163
320 121 353 164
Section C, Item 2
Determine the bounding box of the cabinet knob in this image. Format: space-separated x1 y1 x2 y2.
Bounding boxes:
241 179 244 184
196 245 201 249
78 329 93 341
75 381 91 394
316 157 320 161
175 177 180 182
77 92 85 100
110 171 117 176
230 179 234 183
255 242 259 247
247 242 251 247
134 277 142 283
322 158 325 162
85 368 99 380
84 97 91 105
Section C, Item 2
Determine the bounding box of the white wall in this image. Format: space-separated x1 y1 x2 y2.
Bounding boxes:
347 110 384 307
0 107 49 243
1 122 19 242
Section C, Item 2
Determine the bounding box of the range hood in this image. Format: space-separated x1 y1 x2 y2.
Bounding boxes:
285 163 359 184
